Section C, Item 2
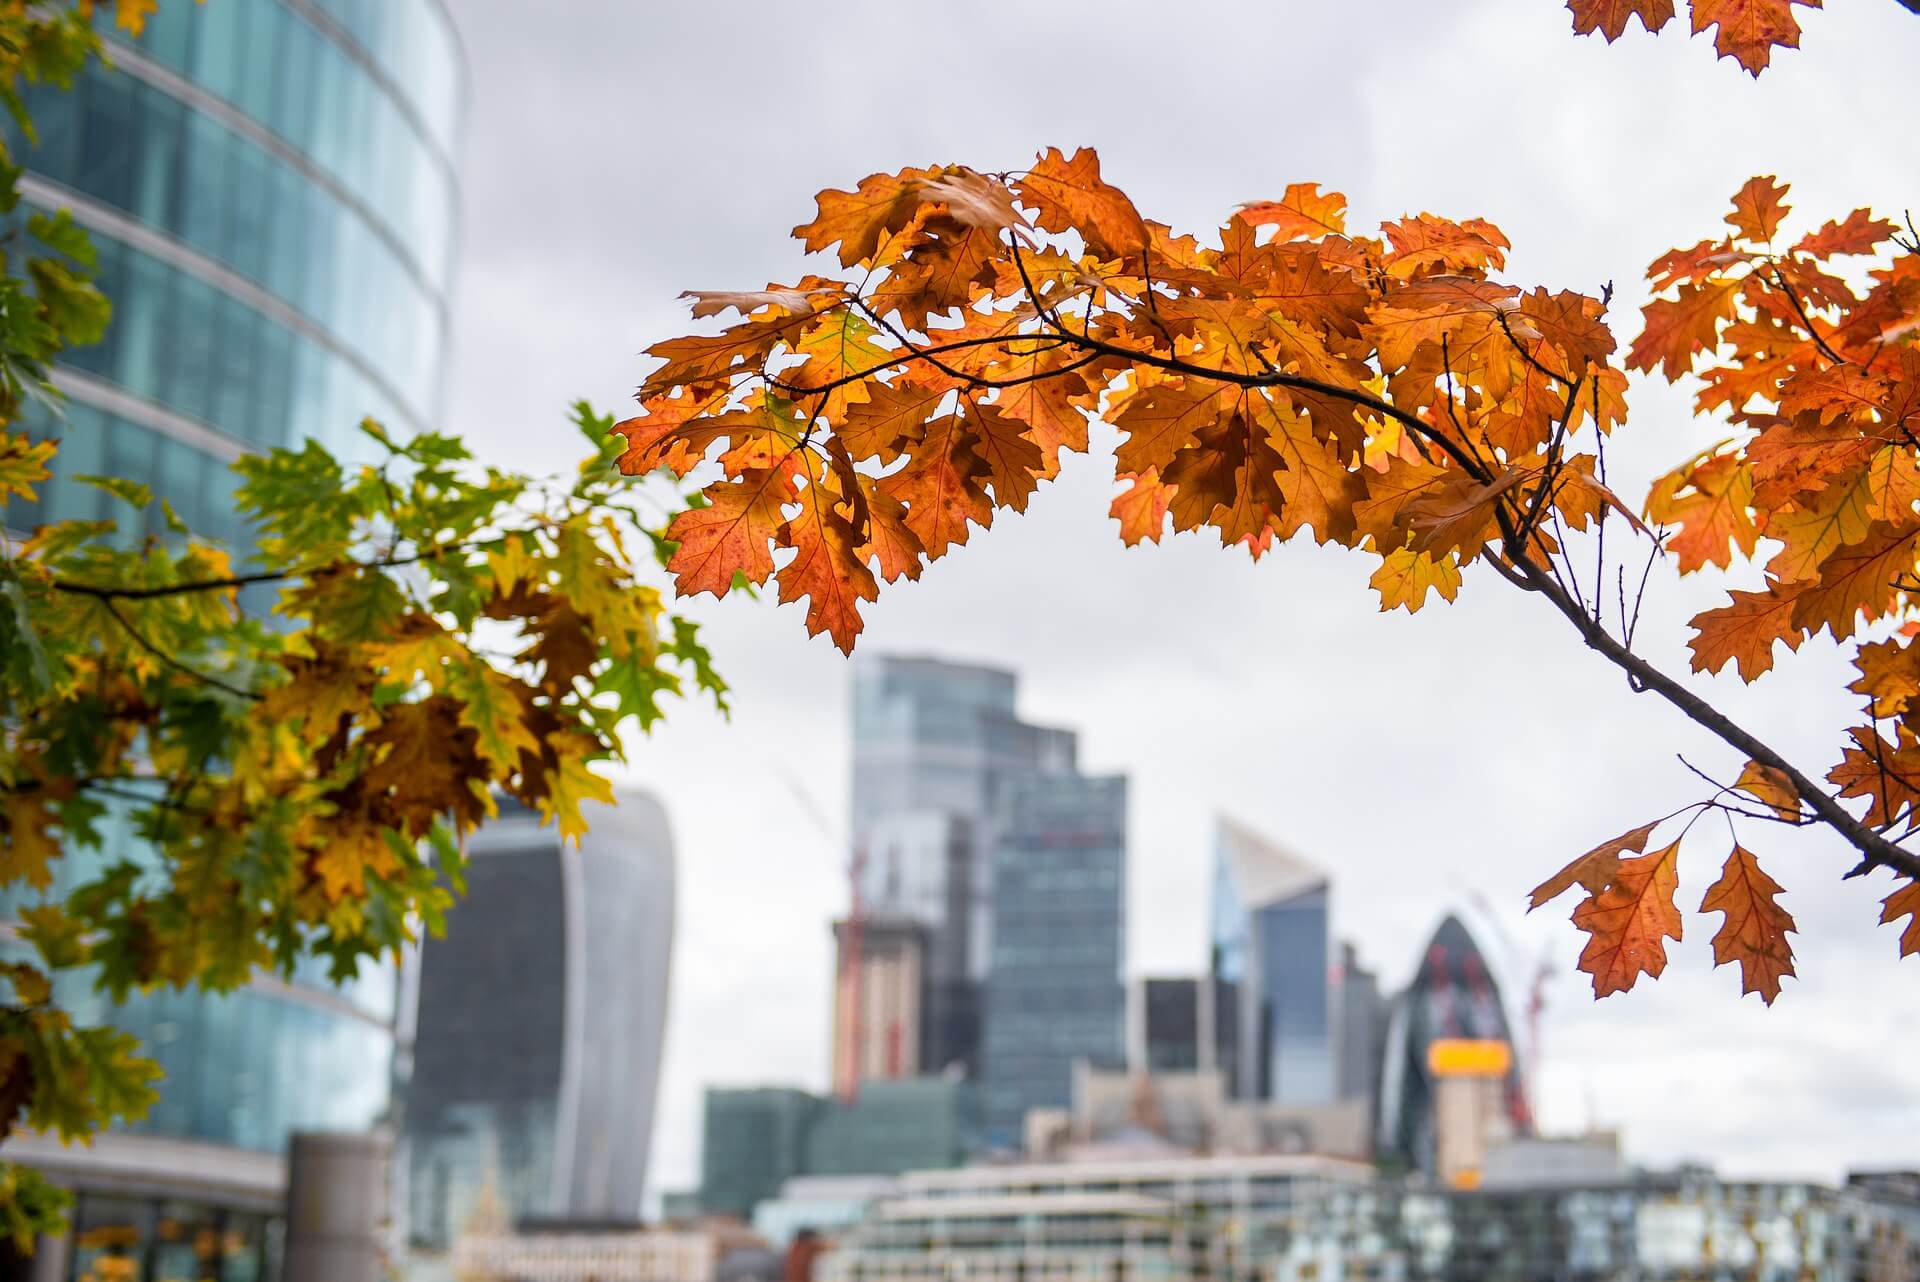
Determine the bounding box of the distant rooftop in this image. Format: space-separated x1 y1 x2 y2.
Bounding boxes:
1217 816 1326 907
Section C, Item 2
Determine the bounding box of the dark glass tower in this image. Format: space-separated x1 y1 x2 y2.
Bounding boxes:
978 772 1127 1147
1375 914 1530 1173
846 656 1077 1080
1 5 462 1278
405 792 676 1249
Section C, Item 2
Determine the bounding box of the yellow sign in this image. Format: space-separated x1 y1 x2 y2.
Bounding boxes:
1427 1038 1513 1077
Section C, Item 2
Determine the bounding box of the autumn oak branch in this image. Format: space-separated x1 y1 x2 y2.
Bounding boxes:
611 145 1920 1006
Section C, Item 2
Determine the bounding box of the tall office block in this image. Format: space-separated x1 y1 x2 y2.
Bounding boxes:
1376 915 1529 1174
831 915 927 1091
406 792 676 1248
979 773 1127 1147
1209 819 1334 1106
846 656 1076 1079
1128 977 1205 1075
1333 941 1386 1110
0 3 462 1276
698 1089 822 1219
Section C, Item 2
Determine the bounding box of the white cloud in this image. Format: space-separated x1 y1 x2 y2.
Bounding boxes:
441 0 1920 1199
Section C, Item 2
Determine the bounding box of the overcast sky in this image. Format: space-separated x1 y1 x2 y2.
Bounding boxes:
440 0 1920 1199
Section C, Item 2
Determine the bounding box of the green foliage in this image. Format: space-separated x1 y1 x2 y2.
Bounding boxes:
0 0 724 1250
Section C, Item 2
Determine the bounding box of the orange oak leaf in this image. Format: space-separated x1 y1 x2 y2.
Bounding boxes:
1733 759 1802 822
1645 453 1759 573
966 401 1046 514
665 468 795 598
612 385 735 477
1786 523 1919 642
1794 209 1898 259
776 475 879 654
1726 176 1790 243
876 414 993 559
1689 0 1822 76
1567 0 1677 39
1111 470 1174 546
1237 183 1347 242
1828 726 1920 831
857 486 927 584
1629 277 1739 379
794 166 942 267
1882 878 1920 958
1570 839 1684 998
1014 147 1148 261
1687 587 1807 680
838 380 945 464
1850 636 1920 718
1528 819 1663 910
1369 545 1462 613
1699 843 1797 1003
1379 213 1510 280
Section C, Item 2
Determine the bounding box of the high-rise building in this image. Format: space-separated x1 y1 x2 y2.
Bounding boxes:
1128 977 1205 1075
0 4 461 1277
405 791 676 1249
830 915 926 1090
698 1088 822 1221
1332 941 1385 1109
844 657 1076 1080
697 1079 972 1222
979 772 1127 1147
1375 914 1530 1174
1208 819 1334 1106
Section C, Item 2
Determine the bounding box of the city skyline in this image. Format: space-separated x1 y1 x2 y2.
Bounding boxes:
439 0 1920 1205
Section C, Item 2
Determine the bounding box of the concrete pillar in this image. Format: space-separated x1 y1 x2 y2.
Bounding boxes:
283 1130 392 1282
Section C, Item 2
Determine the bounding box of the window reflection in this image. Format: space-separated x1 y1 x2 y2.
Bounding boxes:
123 0 459 271
6 69 445 426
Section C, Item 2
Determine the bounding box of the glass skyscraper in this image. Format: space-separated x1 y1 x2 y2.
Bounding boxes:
978 772 1127 1147
847 656 1077 1080
0 3 463 1278
405 792 677 1253
4 0 460 539
1209 819 1334 1107
1376 914 1530 1174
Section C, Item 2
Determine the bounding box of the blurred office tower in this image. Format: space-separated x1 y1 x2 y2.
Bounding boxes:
838 656 1078 1085
1376 914 1532 1175
405 792 676 1249
0 2 463 1277
1331 940 1386 1110
1127 977 1203 1075
1208 819 1334 1106
696 1081 970 1220
978 772 1127 1147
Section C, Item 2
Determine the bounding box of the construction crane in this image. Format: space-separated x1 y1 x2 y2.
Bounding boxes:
1464 890 1552 1132
772 761 872 1106
836 836 867 1105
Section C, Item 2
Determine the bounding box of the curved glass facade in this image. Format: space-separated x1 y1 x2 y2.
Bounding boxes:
1375 915 1529 1175
3 0 465 1181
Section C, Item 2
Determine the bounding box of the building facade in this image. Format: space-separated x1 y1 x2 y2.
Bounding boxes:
406 791 676 1248
845 656 1077 1080
978 773 1127 1148
0 3 462 1278
831 915 927 1091
1209 819 1334 1107
6 0 460 539
1129 977 1204 1075
1332 940 1385 1112
1376 915 1530 1175
820 1157 1920 1282
699 1081 969 1221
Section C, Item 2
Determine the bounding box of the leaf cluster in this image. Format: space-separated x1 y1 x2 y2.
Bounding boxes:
623 149 1920 1007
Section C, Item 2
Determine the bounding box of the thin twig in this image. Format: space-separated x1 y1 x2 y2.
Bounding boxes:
97 597 260 701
